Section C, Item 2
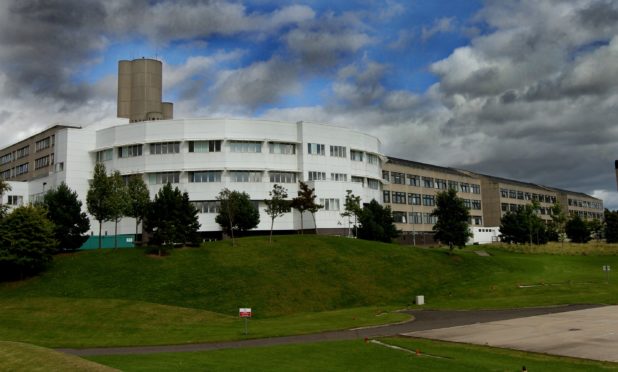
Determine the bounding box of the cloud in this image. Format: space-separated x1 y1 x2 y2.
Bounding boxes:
421 17 455 42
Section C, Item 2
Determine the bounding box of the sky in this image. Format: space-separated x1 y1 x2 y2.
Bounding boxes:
1 0 617 208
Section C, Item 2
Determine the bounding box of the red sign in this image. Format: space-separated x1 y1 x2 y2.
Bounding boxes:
239 308 252 317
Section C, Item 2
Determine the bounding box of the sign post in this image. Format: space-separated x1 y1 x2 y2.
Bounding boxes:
239 308 252 335
603 265 611 284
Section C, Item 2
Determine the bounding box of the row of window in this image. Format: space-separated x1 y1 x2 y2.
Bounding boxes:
307 143 380 164
568 198 602 210
384 191 481 209
393 211 484 226
34 155 53 170
191 199 343 214
35 136 54 152
384 172 480 193
499 188 557 204
570 210 604 220
145 171 369 185
501 203 554 215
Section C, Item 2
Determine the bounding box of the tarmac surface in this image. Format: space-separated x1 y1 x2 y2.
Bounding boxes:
405 305 618 362
58 304 598 357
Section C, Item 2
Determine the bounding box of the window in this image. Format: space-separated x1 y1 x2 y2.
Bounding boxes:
320 198 340 211
351 176 365 186
383 191 391 203
392 192 406 204
501 203 508 211
192 201 220 213
118 144 143 158
524 192 531 200
329 145 346 158
367 154 379 164
460 183 470 193
382 171 390 182
448 180 459 191
55 162 64 172
471 184 481 194
269 142 296 155
409 212 422 224
509 190 517 199
407 174 420 187
408 193 421 205
436 179 447 190
1 170 10 180
308 171 326 181
150 142 180 154
7 195 23 206
35 137 51 152
16 146 29 159
330 173 347 182
500 188 509 198
472 216 483 225
422 177 434 188
463 199 472 209
350 150 364 161
15 163 28 176
148 172 180 184
270 172 296 183
34 156 49 170
230 141 262 153
510 204 518 211
307 143 325 155
189 140 221 153
190 171 221 183
230 171 262 182
472 200 482 210
391 172 405 185
423 213 437 224
392 211 407 224
517 191 524 200
0 153 12 165
367 179 380 190
96 149 113 162
422 195 435 206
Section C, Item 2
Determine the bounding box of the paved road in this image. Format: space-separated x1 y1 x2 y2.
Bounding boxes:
58 304 598 356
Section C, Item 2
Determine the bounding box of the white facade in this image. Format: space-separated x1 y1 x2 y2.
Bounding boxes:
469 227 501 245
7 119 383 236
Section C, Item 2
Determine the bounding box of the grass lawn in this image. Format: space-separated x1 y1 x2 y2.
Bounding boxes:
0 341 116 371
87 337 618 371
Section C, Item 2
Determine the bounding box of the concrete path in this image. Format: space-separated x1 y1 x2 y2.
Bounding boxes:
58 304 597 357
405 305 618 363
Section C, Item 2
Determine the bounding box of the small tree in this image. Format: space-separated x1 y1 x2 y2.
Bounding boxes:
588 218 603 241
108 171 130 249
357 199 399 243
500 204 548 245
605 209 618 243
126 175 151 241
216 189 260 246
264 184 290 244
42 182 90 251
291 181 323 234
86 163 113 249
0 179 12 219
0 205 57 280
431 189 472 251
550 202 567 248
566 214 590 243
341 190 361 237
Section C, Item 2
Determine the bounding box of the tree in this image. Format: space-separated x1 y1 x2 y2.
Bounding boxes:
550 202 567 248
500 203 548 245
0 178 12 219
565 214 590 243
144 183 201 255
340 190 361 237
216 189 260 246
126 175 151 241
605 209 618 243
108 171 130 249
42 182 90 251
357 199 399 243
431 189 472 251
291 181 323 234
86 162 113 249
264 184 290 244
588 218 603 241
0 205 57 280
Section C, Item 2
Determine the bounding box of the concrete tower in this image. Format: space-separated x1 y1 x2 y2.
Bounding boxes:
117 58 173 123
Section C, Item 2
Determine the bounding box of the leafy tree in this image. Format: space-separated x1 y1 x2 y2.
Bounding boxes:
0 178 11 219
109 171 130 249
340 190 361 237
86 162 113 249
126 175 151 241
0 205 57 280
500 202 548 245
264 184 290 244
431 189 472 251
605 209 618 243
216 189 259 246
42 182 90 251
565 214 590 243
291 181 323 234
144 183 201 255
588 218 604 241
357 199 399 243
550 202 567 247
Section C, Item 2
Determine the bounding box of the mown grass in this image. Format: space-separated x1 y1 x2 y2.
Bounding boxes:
485 240 618 255
88 337 618 371
0 341 116 371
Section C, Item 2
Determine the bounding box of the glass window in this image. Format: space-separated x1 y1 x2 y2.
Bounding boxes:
350 150 364 161
230 171 262 182
269 142 296 155
392 192 406 204
148 172 180 184
436 179 447 190
190 171 222 183
500 188 509 198
448 180 459 191
471 184 481 194
34 156 49 170
422 195 435 206
329 145 346 158
367 179 380 190
0 153 13 165
270 172 296 183
408 212 422 224
35 137 51 152
423 177 434 188
16 146 29 159
460 183 470 193
516 191 524 200
320 198 340 211
407 174 420 187
367 154 379 164
509 190 517 199
392 211 407 223
230 141 262 153
190 140 221 153
118 144 143 158
391 172 405 184
308 171 326 181
307 143 325 155
472 200 482 210
382 171 390 181
408 193 421 205
192 201 220 213
96 149 113 162
383 190 391 203
463 199 472 209
150 142 180 155
330 173 347 182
